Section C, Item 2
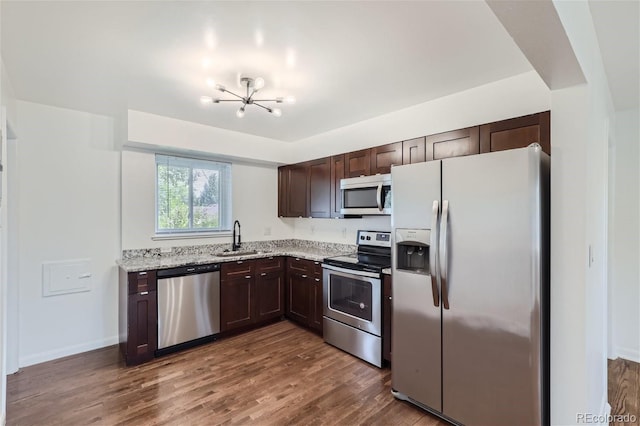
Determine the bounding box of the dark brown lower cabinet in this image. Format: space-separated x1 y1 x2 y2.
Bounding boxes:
119 269 157 366
286 271 310 325
285 258 323 333
256 257 285 322
221 258 285 332
383 274 392 363
221 275 254 331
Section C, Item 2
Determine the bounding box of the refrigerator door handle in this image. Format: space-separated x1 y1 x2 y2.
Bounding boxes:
430 200 440 307
376 183 383 211
440 200 450 309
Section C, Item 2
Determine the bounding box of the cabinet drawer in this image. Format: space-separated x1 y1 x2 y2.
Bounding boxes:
222 260 256 279
128 270 156 295
256 256 284 274
287 257 313 274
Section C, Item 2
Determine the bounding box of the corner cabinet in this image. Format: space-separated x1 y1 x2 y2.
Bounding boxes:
278 164 308 217
119 268 157 366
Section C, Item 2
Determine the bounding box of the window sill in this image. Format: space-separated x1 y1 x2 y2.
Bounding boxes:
152 231 232 241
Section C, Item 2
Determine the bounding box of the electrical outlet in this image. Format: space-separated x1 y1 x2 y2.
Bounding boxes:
341 227 347 238
311 225 315 235
264 227 271 236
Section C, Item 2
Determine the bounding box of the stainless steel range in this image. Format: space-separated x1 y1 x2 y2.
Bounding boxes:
322 230 391 368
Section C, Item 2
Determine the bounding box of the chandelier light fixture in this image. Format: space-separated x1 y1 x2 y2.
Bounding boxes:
200 77 295 118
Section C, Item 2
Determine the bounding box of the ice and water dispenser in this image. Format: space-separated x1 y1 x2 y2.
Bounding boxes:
395 229 431 275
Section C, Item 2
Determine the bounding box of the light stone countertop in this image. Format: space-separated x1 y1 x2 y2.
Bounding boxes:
117 245 352 273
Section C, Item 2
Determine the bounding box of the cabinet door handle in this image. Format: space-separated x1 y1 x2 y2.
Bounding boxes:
186 268 196 272
296 258 301 261
268 256 274 260
138 271 147 276
314 261 319 265
245 275 252 279
237 261 243 264
140 291 148 296
260 272 267 276
389 296 392 301
301 274 308 278
315 278 320 282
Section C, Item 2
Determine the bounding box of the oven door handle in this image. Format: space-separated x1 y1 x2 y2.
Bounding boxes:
321 264 381 279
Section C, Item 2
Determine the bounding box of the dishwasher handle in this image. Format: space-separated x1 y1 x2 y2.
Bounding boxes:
157 263 221 279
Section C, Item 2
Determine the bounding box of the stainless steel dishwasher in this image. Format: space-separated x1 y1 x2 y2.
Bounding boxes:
156 263 221 351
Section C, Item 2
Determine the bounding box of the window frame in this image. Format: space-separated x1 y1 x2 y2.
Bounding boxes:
154 154 232 236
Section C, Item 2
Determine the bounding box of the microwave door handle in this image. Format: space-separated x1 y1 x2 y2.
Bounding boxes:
376 183 383 211
430 200 440 307
440 200 450 310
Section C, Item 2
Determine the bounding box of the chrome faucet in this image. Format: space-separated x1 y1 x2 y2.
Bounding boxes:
232 220 242 251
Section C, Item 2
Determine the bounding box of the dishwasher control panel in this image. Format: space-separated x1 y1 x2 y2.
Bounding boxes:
157 262 221 278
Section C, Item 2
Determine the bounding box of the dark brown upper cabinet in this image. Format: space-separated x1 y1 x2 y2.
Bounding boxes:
345 149 371 177
307 157 331 218
370 142 403 175
402 137 426 164
330 154 345 218
426 126 480 161
480 111 550 155
278 164 308 217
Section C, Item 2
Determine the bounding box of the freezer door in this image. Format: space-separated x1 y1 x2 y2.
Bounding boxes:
441 146 547 425
391 162 441 229
391 161 442 412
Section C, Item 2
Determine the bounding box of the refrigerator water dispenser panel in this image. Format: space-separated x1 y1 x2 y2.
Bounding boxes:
395 229 431 275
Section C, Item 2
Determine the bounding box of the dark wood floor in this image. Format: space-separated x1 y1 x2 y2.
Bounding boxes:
609 357 640 426
7 321 446 425
8 321 638 425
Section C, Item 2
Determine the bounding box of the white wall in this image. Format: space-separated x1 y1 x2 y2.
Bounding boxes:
288 216 391 245
291 71 550 163
551 1 615 423
15 101 120 367
121 149 294 250
610 108 640 362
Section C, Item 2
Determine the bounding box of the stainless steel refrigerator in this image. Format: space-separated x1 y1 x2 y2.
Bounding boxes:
390 144 549 426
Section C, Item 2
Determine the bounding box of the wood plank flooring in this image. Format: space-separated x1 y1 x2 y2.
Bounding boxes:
9 321 638 425
609 357 640 426
7 321 446 425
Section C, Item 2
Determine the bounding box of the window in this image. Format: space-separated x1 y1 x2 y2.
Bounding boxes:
156 154 232 234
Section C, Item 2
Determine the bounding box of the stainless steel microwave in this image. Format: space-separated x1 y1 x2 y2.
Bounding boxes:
340 174 391 215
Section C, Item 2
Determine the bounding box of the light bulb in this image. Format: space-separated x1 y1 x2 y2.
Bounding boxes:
272 108 282 117
285 96 296 104
206 78 215 87
215 84 226 92
236 107 245 118
200 96 213 105
254 77 265 90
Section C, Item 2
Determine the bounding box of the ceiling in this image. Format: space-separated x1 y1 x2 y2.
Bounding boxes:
1 1 636 143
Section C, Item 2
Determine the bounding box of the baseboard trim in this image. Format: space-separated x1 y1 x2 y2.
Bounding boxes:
19 336 119 368
615 345 640 363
